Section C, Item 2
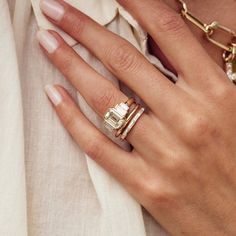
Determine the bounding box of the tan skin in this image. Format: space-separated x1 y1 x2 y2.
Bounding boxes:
150 0 236 69
38 0 236 235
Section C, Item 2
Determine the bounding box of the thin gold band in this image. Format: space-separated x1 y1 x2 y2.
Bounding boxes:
125 98 135 107
115 104 140 137
120 107 145 140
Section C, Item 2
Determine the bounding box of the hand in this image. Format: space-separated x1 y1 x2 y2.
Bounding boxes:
149 0 236 70
37 0 236 235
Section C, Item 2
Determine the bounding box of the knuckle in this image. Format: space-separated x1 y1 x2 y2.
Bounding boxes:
157 9 186 36
62 110 78 131
190 117 210 137
144 181 175 207
184 114 213 143
59 53 74 74
166 154 197 179
63 10 88 36
164 151 185 171
144 181 161 202
91 89 117 114
213 84 234 101
136 170 179 209
106 43 140 73
85 137 105 161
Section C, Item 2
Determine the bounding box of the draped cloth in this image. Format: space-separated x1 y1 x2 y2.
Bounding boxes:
0 0 174 235
0 1 27 235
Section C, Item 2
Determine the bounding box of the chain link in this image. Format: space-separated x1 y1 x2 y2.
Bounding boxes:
177 0 236 62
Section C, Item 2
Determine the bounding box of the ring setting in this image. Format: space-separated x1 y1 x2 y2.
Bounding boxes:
104 102 130 131
103 98 145 140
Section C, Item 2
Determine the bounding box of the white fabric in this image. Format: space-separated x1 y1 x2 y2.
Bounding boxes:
0 0 174 235
0 1 27 235
31 0 119 46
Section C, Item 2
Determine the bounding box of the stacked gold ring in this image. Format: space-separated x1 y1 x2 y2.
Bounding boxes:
115 104 140 137
103 97 145 140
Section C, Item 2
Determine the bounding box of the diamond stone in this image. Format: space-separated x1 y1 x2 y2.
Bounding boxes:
104 103 129 131
226 61 236 83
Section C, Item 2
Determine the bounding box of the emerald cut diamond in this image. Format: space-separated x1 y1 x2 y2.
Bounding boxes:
104 103 129 131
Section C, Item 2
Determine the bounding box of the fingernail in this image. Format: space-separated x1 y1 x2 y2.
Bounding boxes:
36 30 59 53
44 85 62 106
40 0 65 21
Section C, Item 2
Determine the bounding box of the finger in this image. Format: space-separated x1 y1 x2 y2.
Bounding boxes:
39 0 189 116
37 29 154 150
37 30 127 117
44 84 143 187
117 0 223 87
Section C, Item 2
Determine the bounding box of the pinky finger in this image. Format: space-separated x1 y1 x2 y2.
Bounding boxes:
44 84 142 186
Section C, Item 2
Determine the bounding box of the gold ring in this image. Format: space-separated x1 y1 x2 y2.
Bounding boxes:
115 104 140 137
120 107 145 140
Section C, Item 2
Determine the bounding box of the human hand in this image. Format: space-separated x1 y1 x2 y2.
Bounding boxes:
37 0 236 235
149 0 236 71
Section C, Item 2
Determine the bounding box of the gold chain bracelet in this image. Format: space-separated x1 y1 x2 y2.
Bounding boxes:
177 0 236 84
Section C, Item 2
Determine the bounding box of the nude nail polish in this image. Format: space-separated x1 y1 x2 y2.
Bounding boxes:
44 85 62 106
40 0 65 21
36 30 59 53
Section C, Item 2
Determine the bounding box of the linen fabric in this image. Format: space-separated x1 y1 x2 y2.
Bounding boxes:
0 1 27 235
0 0 174 235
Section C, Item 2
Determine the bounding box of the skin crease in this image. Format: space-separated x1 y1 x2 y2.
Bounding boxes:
38 0 236 235
149 0 236 71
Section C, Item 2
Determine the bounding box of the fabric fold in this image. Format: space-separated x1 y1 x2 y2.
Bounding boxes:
31 0 119 46
13 0 32 65
0 1 28 235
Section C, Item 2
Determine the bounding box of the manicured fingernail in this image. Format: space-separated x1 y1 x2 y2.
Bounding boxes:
36 30 59 53
44 85 62 106
40 0 65 21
